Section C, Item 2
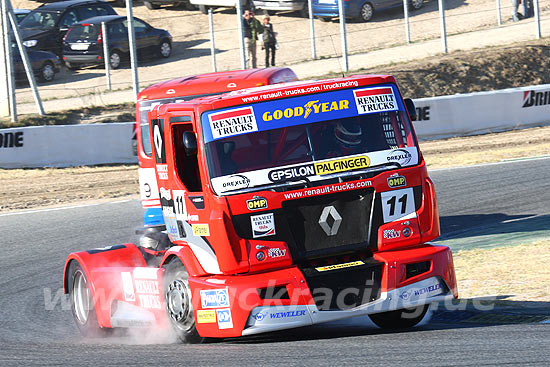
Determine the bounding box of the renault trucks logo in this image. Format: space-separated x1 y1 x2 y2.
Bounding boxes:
319 206 342 236
522 90 550 108
209 107 258 139
353 87 397 114
262 99 350 121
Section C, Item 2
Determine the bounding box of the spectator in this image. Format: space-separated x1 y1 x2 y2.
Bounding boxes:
511 0 523 21
523 0 534 18
261 14 277 68
242 10 263 69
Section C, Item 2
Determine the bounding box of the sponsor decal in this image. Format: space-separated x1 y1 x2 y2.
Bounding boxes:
522 90 550 108
318 206 342 236
159 187 171 201
387 174 406 188
252 310 269 321
283 180 372 200
208 106 258 140
383 229 401 239
251 213 276 238
268 248 287 258
315 260 364 272
216 308 233 329
314 156 370 175
139 294 161 309
387 149 413 166
399 290 413 300
173 190 199 222
415 105 430 121
134 279 159 294
262 99 350 121
399 283 443 300
268 164 315 182
0 131 23 148
269 309 307 319
353 87 397 114
156 164 168 180
222 174 250 191
381 188 415 223
121 272 135 302
196 310 217 324
200 289 230 309
247 196 268 211
192 224 210 236
152 119 166 164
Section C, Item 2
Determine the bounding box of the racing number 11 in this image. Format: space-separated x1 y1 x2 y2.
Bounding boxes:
386 194 407 216
381 188 415 223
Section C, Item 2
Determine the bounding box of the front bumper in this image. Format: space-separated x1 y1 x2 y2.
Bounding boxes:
63 54 102 65
254 1 305 11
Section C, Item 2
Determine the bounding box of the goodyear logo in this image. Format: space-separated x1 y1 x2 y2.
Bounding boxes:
247 196 268 211
316 260 365 272
196 310 217 324
262 99 350 121
387 175 406 188
314 156 370 175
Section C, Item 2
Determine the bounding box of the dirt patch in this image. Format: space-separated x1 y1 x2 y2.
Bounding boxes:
454 240 550 301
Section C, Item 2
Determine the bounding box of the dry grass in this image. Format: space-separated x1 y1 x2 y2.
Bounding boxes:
454 240 550 301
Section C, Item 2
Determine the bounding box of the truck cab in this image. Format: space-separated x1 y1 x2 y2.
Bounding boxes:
64 74 457 342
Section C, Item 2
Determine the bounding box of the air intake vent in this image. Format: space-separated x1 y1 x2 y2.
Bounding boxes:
406 261 431 279
257 286 289 300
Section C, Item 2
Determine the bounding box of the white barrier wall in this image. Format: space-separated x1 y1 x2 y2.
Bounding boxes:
1 84 550 168
412 84 550 140
0 122 137 168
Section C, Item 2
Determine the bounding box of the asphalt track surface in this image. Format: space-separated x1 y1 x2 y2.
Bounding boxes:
1 158 549 366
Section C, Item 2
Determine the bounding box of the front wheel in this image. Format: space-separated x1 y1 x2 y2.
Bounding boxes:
68 261 110 337
109 50 122 69
319 17 331 22
409 0 423 10
368 304 429 329
39 62 55 82
163 259 204 343
144 1 160 10
158 39 172 58
358 2 374 22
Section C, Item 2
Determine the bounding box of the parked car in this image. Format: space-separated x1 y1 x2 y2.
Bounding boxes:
142 0 196 10
312 0 423 22
62 15 172 69
14 9 31 23
11 43 61 83
19 0 117 56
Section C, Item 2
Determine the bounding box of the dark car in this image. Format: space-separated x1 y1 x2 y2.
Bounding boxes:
19 0 117 56
62 15 172 69
11 44 61 83
312 0 423 22
14 9 31 22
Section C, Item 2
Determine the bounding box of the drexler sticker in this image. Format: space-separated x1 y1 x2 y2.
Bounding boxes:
251 213 276 238
208 106 258 140
353 87 397 114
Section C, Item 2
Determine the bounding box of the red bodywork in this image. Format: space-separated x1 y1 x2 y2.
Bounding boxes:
65 74 457 338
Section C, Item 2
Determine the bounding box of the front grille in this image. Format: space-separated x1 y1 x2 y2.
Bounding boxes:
300 259 383 310
281 187 375 259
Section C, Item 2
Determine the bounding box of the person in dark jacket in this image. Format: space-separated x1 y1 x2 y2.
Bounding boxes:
261 14 276 68
243 10 263 68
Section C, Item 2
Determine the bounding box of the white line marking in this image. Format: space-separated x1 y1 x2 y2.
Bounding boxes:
431 155 550 172
0 199 135 217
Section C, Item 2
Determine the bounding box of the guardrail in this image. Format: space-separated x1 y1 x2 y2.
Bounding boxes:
1 83 550 168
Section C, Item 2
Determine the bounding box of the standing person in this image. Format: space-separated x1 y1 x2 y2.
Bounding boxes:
511 0 523 21
261 14 277 68
242 10 263 69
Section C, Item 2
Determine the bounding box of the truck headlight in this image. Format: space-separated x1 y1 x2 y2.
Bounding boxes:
23 40 37 47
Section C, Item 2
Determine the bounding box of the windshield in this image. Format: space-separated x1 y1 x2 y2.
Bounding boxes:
20 11 60 29
202 84 419 195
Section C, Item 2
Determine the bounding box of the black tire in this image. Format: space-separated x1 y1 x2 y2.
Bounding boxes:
298 5 309 18
199 4 208 14
39 62 55 82
144 1 160 10
368 304 429 329
319 16 331 22
163 259 204 343
408 0 423 10
68 261 111 337
65 61 79 71
109 50 122 69
158 39 172 58
358 2 374 22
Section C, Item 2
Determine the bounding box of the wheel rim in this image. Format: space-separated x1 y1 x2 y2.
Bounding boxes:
72 270 90 325
411 0 422 8
160 42 171 57
166 279 194 331
42 65 54 81
110 53 120 68
361 4 373 20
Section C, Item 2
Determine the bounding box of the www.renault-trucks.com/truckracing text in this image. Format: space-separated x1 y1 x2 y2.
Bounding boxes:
63 74 458 343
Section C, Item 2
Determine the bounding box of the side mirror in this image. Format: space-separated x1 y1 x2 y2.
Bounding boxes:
183 131 197 156
404 98 417 121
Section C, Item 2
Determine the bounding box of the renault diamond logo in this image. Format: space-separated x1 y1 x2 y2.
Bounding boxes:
319 206 342 236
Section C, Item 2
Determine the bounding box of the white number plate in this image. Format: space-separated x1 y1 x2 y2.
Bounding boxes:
71 43 90 50
381 188 416 223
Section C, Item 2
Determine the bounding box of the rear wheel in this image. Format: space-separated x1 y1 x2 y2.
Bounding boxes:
368 305 429 329
409 0 423 10
319 17 331 22
68 261 110 337
65 61 79 71
358 2 374 22
109 50 122 69
164 259 204 343
199 5 209 14
39 62 55 82
158 39 172 58
144 1 160 10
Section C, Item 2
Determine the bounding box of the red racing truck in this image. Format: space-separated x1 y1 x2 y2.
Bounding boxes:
64 74 457 343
